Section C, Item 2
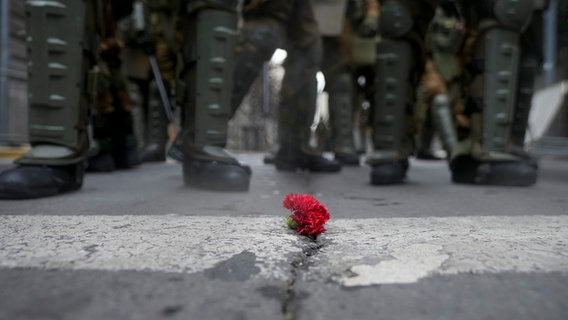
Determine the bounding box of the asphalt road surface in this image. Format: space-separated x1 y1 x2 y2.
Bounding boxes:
1 154 567 320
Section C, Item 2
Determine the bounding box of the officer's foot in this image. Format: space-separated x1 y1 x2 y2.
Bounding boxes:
86 148 140 172
86 153 115 172
334 152 360 166
275 151 341 173
183 159 251 191
0 163 84 199
451 156 537 186
141 143 166 163
370 159 409 185
113 144 141 169
263 153 276 165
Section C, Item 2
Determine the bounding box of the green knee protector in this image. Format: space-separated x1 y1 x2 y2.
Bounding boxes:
367 39 414 164
18 0 91 166
177 7 237 148
327 73 356 155
482 28 520 155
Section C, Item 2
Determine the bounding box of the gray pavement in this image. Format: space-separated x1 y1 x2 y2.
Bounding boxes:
0 153 567 320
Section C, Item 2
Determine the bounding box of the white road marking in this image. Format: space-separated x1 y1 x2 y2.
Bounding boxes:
339 244 450 285
0 215 302 280
320 215 568 286
0 215 567 286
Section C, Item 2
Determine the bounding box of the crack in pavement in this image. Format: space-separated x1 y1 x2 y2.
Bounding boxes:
282 240 325 320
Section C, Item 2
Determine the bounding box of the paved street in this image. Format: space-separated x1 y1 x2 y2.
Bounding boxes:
1 153 567 320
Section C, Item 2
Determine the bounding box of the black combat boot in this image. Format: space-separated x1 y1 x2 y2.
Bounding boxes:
263 153 276 164
183 158 251 191
86 153 116 172
180 139 251 191
87 137 140 172
112 133 141 169
88 110 141 172
0 163 85 199
274 148 341 173
370 159 409 185
142 143 167 162
450 155 537 186
86 138 116 172
111 109 141 169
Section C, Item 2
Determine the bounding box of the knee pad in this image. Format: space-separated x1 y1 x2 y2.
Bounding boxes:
326 73 352 94
379 0 413 38
177 7 238 147
494 0 534 32
22 0 90 164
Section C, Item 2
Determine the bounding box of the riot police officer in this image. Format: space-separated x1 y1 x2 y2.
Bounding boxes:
415 4 465 160
157 0 253 191
231 0 342 172
447 0 543 186
368 0 541 186
366 0 438 184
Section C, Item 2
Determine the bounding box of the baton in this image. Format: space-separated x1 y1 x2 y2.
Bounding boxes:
148 54 176 123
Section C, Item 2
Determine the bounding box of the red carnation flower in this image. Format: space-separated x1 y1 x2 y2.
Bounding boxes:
283 193 330 238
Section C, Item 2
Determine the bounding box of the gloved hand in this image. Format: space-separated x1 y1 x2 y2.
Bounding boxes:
357 15 378 38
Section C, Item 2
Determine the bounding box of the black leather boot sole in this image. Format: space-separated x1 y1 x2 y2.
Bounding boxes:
451 155 537 186
370 160 409 185
0 163 84 199
183 160 251 191
275 153 342 173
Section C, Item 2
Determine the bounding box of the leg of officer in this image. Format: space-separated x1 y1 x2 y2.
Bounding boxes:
175 0 251 191
0 0 105 199
367 0 437 185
